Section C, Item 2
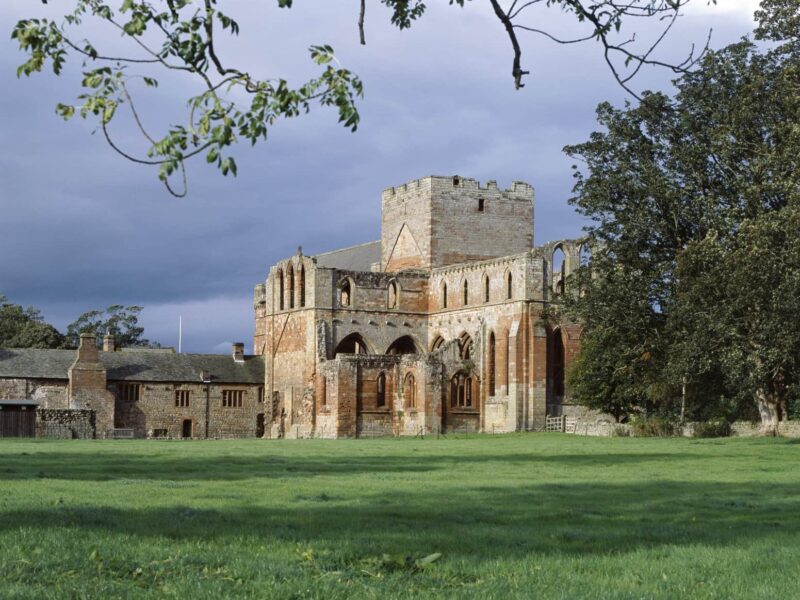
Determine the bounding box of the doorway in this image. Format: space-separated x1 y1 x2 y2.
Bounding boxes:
181 419 193 439
256 413 265 438
0 405 36 438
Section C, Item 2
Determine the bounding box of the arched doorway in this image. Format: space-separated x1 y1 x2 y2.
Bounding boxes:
256 413 265 438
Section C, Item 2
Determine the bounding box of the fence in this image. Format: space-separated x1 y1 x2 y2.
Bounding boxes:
110 428 135 439
545 416 580 433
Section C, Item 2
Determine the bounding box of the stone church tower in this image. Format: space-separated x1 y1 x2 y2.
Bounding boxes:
254 175 584 438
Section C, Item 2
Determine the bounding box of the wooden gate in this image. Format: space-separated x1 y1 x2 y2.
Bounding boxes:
0 406 36 438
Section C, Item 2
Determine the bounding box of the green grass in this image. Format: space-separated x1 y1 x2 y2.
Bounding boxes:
1 434 799 599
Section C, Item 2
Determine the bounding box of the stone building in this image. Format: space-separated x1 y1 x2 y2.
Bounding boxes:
0 174 584 440
254 175 585 438
0 334 264 438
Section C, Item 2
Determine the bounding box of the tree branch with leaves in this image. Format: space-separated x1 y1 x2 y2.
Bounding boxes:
13 0 710 194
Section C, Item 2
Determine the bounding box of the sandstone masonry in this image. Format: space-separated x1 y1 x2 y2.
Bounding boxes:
256 175 586 438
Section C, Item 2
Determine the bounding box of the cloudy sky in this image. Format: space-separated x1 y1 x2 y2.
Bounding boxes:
0 0 759 353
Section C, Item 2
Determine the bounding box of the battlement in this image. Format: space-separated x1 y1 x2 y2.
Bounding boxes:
382 175 533 202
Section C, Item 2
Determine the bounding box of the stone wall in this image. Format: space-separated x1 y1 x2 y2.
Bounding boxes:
36 408 95 439
0 378 68 408
111 381 264 439
729 420 800 437
381 176 534 271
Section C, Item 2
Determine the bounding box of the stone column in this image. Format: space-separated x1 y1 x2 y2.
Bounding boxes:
335 360 358 438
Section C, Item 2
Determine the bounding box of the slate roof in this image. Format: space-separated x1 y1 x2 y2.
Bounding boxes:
314 240 381 272
0 348 264 384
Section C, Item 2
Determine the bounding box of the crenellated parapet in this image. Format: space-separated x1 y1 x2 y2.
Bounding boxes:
382 175 533 201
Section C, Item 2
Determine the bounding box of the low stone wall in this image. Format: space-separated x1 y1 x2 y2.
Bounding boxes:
443 412 480 434
730 420 800 437
573 419 620 437
36 409 95 439
563 418 800 438
357 412 394 438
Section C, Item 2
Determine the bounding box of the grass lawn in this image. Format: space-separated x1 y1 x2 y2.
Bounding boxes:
1 434 799 599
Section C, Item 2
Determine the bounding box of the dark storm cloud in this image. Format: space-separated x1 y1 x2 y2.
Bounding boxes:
0 1 757 351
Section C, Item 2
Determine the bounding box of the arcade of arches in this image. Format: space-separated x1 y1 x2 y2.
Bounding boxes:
296 322 575 438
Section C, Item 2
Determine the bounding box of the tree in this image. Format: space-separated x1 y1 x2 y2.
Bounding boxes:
673 209 800 435
561 11 800 430
12 0 707 195
65 304 154 348
0 295 65 349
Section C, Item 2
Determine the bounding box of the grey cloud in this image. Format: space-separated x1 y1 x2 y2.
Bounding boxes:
0 2 756 351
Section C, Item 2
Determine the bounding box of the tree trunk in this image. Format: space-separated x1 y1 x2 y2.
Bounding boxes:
756 389 780 436
680 376 687 426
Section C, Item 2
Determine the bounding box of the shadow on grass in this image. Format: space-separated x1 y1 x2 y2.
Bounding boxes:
1 479 798 561
0 450 703 481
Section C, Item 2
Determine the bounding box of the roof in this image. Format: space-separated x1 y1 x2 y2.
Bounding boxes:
0 399 40 406
0 348 264 384
314 240 381 272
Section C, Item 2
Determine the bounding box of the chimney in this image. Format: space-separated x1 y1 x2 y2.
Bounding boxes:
69 332 115 436
76 332 100 362
102 333 115 352
232 342 245 363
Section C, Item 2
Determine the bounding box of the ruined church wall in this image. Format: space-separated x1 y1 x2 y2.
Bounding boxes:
323 270 430 356
264 309 317 438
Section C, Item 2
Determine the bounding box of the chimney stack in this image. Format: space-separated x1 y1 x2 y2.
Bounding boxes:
102 333 115 352
76 332 100 362
69 332 115 436
232 342 245 363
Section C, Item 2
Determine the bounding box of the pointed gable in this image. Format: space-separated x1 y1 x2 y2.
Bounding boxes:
385 223 423 271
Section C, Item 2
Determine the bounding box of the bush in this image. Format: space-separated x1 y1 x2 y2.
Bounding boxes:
693 419 732 438
630 416 676 437
612 425 631 437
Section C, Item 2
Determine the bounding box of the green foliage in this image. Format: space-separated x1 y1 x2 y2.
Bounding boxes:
65 304 153 349
0 295 65 349
693 419 732 438
674 208 800 427
0 296 160 350
629 415 676 437
755 0 800 45
12 1 367 196
2 435 800 598
561 8 800 427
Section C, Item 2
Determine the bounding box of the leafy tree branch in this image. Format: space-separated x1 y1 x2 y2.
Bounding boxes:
13 0 710 194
